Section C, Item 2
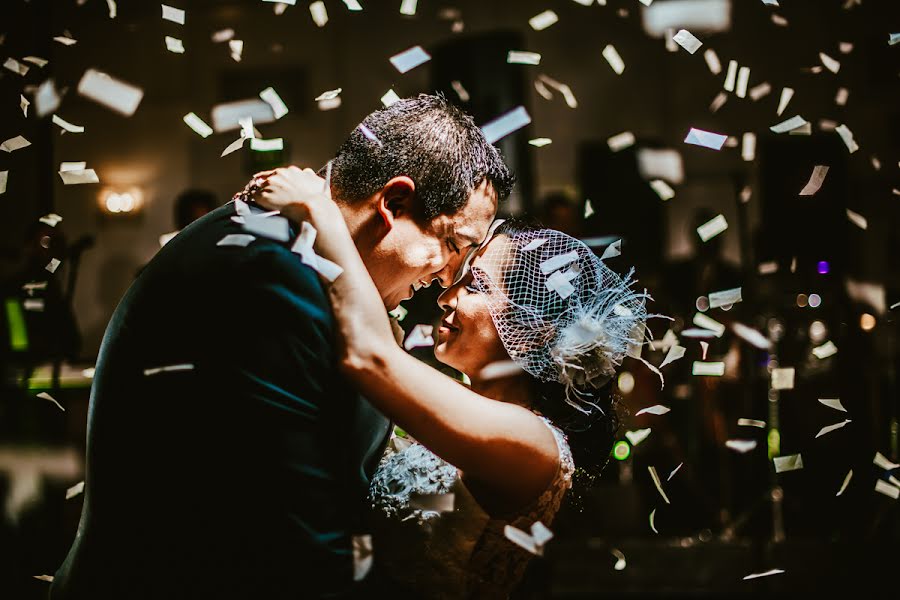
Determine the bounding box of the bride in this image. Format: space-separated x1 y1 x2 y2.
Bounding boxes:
249 167 651 598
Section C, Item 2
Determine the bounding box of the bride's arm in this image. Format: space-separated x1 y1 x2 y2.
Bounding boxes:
252 168 559 502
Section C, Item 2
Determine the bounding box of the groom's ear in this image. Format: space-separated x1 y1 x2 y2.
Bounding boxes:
376 176 416 230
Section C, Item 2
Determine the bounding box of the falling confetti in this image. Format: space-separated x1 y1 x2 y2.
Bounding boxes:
507 51 541 65
649 179 675 200
836 470 853 496
726 440 757 454
771 367 795 390
816 420 852 438
143 363 195 376
77 69 144 117
874 480 899 499
389 46 431 73
528 138 552 147
799 165 830 195
260 87 289 119
660 345 686 368
309 1 328 27
37 391 65 411
584 198 595 218
529 10 559 31
692 361 725 376
708 287 742 309
635 405 670 417
696 214 728 242
738 418 766 428
648 466 671 504
165 36 185 54
819 398 846 412
835 124 859 153
602 45 625 74
649 509 658 533
667 462 683 481
404 325 435 350
183 112 213 138
684 128 727 150
607 131 636 152
672 29 702 54
743 569 785 580
1 135 31 152
66 481 85 499
611 548 626 571
625 428 651 446
812 340 838 359
352 535 373 581
481 106 531 144
773 454 803 473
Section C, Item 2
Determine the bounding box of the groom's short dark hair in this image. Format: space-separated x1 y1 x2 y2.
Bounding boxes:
325 94 515 220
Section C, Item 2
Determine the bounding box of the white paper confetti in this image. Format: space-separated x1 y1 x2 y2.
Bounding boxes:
1 135 31 153
812 340 838 359
600 239 622 261
819 398 846 412
846 208 867 230
735 66 750 98
607 131 636 152
3 57 29 76
77 69 144 117
819 52 840 73
259 87 289 119
611 548 626 571
667 462 683 481
693 312 725 337
528 138 552 147
732 323 771 350
703 48 721 74
183 112 213 138
529 10 559 31
648 466 671 504
875 479 899 499
649 508 658 533
229 39 243 62
352 535 373 581
522 239 547 252
242 214 290 241
749 82 772 101
741 133 756 161
672 29 702 54
478 360 524 380
696 214 728 242
481 106 531 144
161 4 185 25
770 115 808 133
217 233 255 247
743 569 785 580
144 363 194 376
66 481 85 499
381 89 401 107
290 221 344 282
625 428 651 447
250 138 283 152
709 287 742 309
52 115 84 134
404 324 434 350
738 418 766 428
34 575 54 583
835 124 859 153
726 439 757 453
0 171 7 195
684 128 727 150
584 198 596 219
602 45 625 75
54 35 77 46
723 60 737 92
308 1 328 26
835 470 853 495
39 213 63 227
770 367 794 390
835 87 849 106
659 344 686 369
799 165 829 196
315 88 342 102
816 419 851 438
390 46 431 73
890 33 900 46
58 169 99 185
773 453 803 473
540 250 579 275
873 452 899 471
692 361 724 376
399 0 418 16
649 179 675 201
37 391 65 411
450 80 469 102
211 28 234 43
507 51 541 65
165 36 184 54
635 405 670 416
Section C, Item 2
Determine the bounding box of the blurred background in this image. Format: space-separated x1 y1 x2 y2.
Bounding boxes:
1 0 898 597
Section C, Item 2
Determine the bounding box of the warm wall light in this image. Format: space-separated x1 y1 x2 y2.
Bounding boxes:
860 313 876 332
99 187 144 215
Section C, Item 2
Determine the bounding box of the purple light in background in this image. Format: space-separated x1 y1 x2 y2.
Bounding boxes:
817 261 830 274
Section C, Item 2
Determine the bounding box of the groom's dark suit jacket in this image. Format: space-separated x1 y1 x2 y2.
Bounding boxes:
51 202 391 599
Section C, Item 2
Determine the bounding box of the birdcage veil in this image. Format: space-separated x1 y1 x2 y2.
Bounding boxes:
469 225 656 414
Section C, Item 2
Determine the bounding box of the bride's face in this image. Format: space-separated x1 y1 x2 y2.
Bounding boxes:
434 235 511 377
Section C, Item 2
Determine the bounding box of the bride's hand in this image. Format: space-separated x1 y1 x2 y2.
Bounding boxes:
248 166 331 223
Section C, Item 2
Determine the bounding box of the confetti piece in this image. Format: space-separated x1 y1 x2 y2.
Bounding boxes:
812 340 837 359
315 88 342 102
770 367 794 390
250 138 283 152
649 179 674 201
846 208 867 230
522 239 547 252
59 169 99 185
144 364 194 377
66 481 85 499
819 52 840 73
799 165 829 196
24 298 45 312
741 132 756 161
318 97 341 111
819 398 846 412
37 391 65 411
242 214 290 241
183 112 213 138
34 575 54 582
481 106 531 144
450 80 469 102
726 439 757 453
667 462 683 481
709 92 728 113
259 87 289 119
221 137 245 157
507 51 541 65
599 240 624 263
773 453 803 473
54 35 77 46
636 405 670 417
684 128 727 150
875 479 899 499
699 341 709 359
692 361 724 376
20 94 30 117
835 87 849 106
390 45 431 73
770 115 809 133
611 548 626 571
529 10 558 31
703 48 721 74
217 233 255 247
758 261 778 275
478 360 524 380
290 221 344 282
404 324 434 350
625 428 651 446
3 57 29 76
607 131 636 152
602 45 625 74
873 452 899 471
890 33 900 46
693 312 725 337
530 521 554 547
709 287 742 309
1 135 31 153
77 69 144 117
528 138 552 147
503 525 538 555
816 419 851 438
673 29 702 54
776 87 794 116
229 39 243 62
39 213 63 227
744 569 785 580
835 470 853 496
735 66 750 98
749 82 771 101
211 28 234 43
0 171 6 195
399 0 418 16
381 89 401 107
161 4 185 24
352 535 373 581
388 304 408 322
723 60 737 91
738 418 766 428
584 198 595 219
648 466 671 504
761 0 779 5
540 252 580 276
835 124 859 153
545 267 579 299
696 214 728 242
309 1 328 26
660 345 686 368
165 36 184 53
52 114 84 133
649 509 658 533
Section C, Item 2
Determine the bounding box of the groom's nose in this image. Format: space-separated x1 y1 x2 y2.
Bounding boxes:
432 253 464 288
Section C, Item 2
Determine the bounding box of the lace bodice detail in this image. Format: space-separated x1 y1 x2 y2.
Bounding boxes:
367 418 574 598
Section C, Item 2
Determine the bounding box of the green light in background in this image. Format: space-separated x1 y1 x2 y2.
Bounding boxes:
5 298 29 352
612 440 631 461
768 428 781 460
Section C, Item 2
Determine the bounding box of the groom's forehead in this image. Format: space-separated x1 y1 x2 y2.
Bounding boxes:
450 182 499 243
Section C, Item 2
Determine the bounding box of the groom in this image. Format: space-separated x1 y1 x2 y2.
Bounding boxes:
51 94 513 599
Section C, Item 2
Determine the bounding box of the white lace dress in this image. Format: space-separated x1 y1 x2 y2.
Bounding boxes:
366 417 574 599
